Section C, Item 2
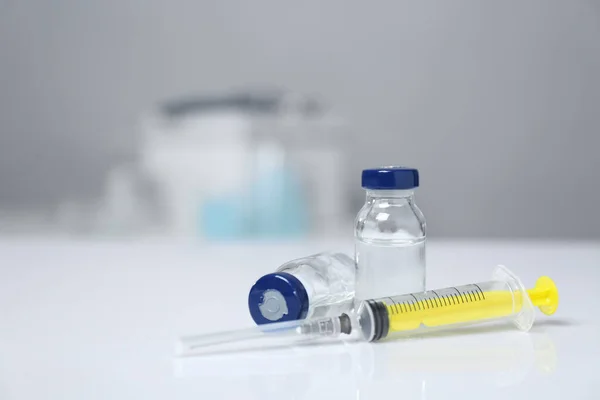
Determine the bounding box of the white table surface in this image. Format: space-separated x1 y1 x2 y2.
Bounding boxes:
0 239 598 399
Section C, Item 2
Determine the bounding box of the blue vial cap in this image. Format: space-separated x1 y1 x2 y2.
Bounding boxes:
248 272 309 325
361 167 419 190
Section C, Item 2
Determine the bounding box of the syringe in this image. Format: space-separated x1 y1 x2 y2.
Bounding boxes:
178 266 558 356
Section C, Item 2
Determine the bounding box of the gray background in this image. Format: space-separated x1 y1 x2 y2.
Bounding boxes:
1 0 599 238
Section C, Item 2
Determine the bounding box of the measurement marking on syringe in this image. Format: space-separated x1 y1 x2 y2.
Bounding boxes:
452 288 464 303
466 291 474 302
401 301 409 312
386 299 397 313
473 284 486 300
431 291 442 307
442 294 448 306
399 302 407 313
388 298 400 314
436 292 445 307
425 297 433 309
477 288 485 300
444 293 452 306
410 294 422 310
439 294 446 307
447 293 455 305
390 284 489 314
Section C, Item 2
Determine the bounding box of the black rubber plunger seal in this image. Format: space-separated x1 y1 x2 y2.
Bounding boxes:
378 301 390 341
368 300 390 342
366 300 377 341
339 313 352 335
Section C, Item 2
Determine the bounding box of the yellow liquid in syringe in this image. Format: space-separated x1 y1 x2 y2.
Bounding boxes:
381 276 558 334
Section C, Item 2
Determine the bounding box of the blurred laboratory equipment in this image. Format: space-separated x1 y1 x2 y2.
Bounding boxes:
355 167 426 300
54 90 350 238
248 252 355 325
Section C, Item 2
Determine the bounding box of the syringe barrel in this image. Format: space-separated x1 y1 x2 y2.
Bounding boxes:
358 265 535 342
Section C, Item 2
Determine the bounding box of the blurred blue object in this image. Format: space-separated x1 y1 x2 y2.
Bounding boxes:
201 142 309 240
249 144 308 238
199 196 247 240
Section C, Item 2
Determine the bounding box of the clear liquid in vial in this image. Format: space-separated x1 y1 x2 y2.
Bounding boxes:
355 237 426 301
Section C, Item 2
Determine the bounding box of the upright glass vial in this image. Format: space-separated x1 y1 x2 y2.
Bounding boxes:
355 167 426 301
248 252 355 324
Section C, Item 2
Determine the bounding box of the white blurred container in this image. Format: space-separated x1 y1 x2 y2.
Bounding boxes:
137 91 350 238
140 109 251 237
254 94 350 236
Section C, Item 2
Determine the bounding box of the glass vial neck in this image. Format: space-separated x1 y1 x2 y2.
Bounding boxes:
365 189 415 199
